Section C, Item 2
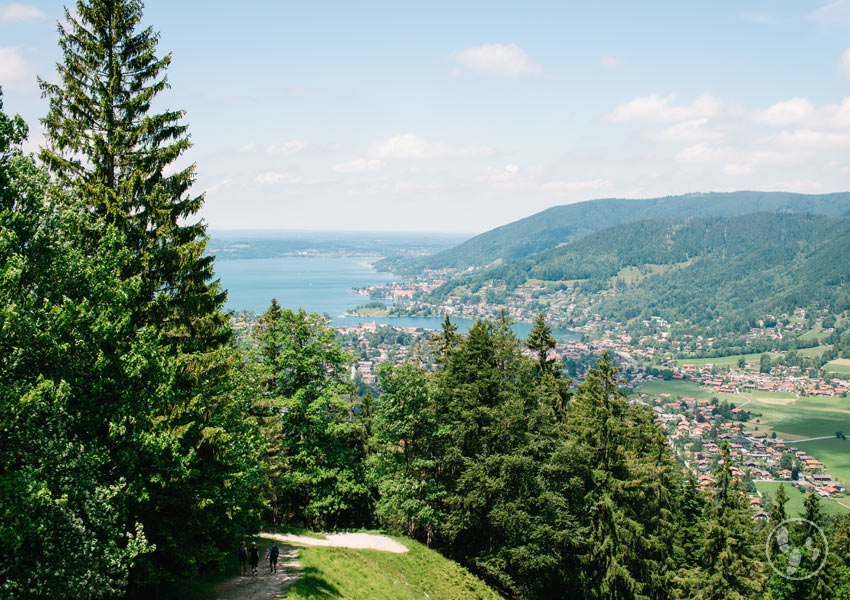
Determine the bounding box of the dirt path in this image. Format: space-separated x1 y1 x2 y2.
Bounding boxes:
213 545 299 600
212 532 407 599
259 531 408 553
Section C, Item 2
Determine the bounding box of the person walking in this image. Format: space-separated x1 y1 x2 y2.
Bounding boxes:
248 541 260 576
238 541 248 576
268 541 280 574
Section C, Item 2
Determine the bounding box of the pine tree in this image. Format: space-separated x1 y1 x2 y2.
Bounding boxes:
527 313 556 376
697 441 765 599
39 0 228 358
36 2 259 589
526 312 570 420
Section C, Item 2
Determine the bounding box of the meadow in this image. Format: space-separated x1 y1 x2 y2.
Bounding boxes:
825 358 850 375
754 481 847 517
284 534 501 600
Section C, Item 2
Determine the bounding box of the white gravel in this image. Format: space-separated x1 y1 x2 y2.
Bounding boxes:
259 531 409 553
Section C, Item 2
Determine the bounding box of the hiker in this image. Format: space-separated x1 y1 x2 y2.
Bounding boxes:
268 541 280 573
238 541 248 576
248 541 260 575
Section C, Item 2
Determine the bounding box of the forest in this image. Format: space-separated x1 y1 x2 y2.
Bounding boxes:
2 2 850 599
426 213 850 334
379 191 850 273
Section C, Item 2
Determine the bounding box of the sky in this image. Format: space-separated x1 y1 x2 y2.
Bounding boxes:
2 1 850 233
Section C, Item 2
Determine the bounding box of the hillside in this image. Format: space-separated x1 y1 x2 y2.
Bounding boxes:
282 534 502 600
426 212 850 330
382 191 850 272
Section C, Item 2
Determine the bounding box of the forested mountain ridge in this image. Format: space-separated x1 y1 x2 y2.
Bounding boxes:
426 212 850 330
382 191 850 272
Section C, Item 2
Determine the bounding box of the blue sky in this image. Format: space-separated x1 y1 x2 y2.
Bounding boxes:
2 1 850 232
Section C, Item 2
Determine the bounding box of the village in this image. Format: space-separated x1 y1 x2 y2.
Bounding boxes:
636 388 849 514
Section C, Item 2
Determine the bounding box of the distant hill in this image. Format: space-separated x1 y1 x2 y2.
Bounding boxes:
382 191 850 272
427 212 850 331
207 230 470 261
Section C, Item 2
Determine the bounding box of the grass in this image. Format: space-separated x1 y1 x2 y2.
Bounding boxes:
746 396 850 440
675 352 780 368
798 345 832 358
825 359 850 375
793 437 850 486
754 481 847 517
284 534 501 600
799 322 830 341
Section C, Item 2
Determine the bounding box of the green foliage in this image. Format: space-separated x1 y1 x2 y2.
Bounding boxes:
428 212 850 334
0 2 265 593
251 300 370 529
285 534 502 600
398 190 850 272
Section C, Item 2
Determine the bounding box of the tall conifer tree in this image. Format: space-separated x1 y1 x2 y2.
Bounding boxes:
39 0 228 359
36 1 259 589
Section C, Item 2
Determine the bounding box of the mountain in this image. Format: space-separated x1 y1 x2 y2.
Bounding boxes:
382 191 850 272
426 212 850 331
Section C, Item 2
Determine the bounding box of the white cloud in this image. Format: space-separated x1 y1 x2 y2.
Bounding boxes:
0 46 35 90
770 128 850 147
607 93 728 122
540 179 611 192
254 171 305 185
810 0 850 25
266 140 307 155
765 179 824 193
207 178 234 193
654 118 725 142
332 158 384 173
723 163 754 175
834 97 850 125
675 143 736 164
475 164 520 183
842 49 850 80
755 98 814 125
600 56 619 68
368 133 493 159
0 3 46 21
453 43 542 77
236 143 255 153
676 143 812 166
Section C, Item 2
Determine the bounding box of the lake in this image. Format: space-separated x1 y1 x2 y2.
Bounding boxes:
214 255 579 340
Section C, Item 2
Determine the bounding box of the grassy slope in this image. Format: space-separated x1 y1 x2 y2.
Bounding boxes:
284 535 501 600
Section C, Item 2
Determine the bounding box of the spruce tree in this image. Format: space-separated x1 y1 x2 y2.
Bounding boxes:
697 442 765 599
39 0 228 358
36 1 259 589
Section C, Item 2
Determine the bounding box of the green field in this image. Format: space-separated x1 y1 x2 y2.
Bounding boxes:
636 381 850 440
799 322 830 342
285 534 500 600
754 481 847 516
744 395 850 440
825 359 850 375
675 352 780 368
793 437 850 486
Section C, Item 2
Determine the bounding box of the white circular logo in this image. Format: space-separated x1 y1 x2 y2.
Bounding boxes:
765 518 829 580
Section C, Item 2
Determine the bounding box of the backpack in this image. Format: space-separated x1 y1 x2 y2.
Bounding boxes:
238 546 247 559
270 544 279 559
